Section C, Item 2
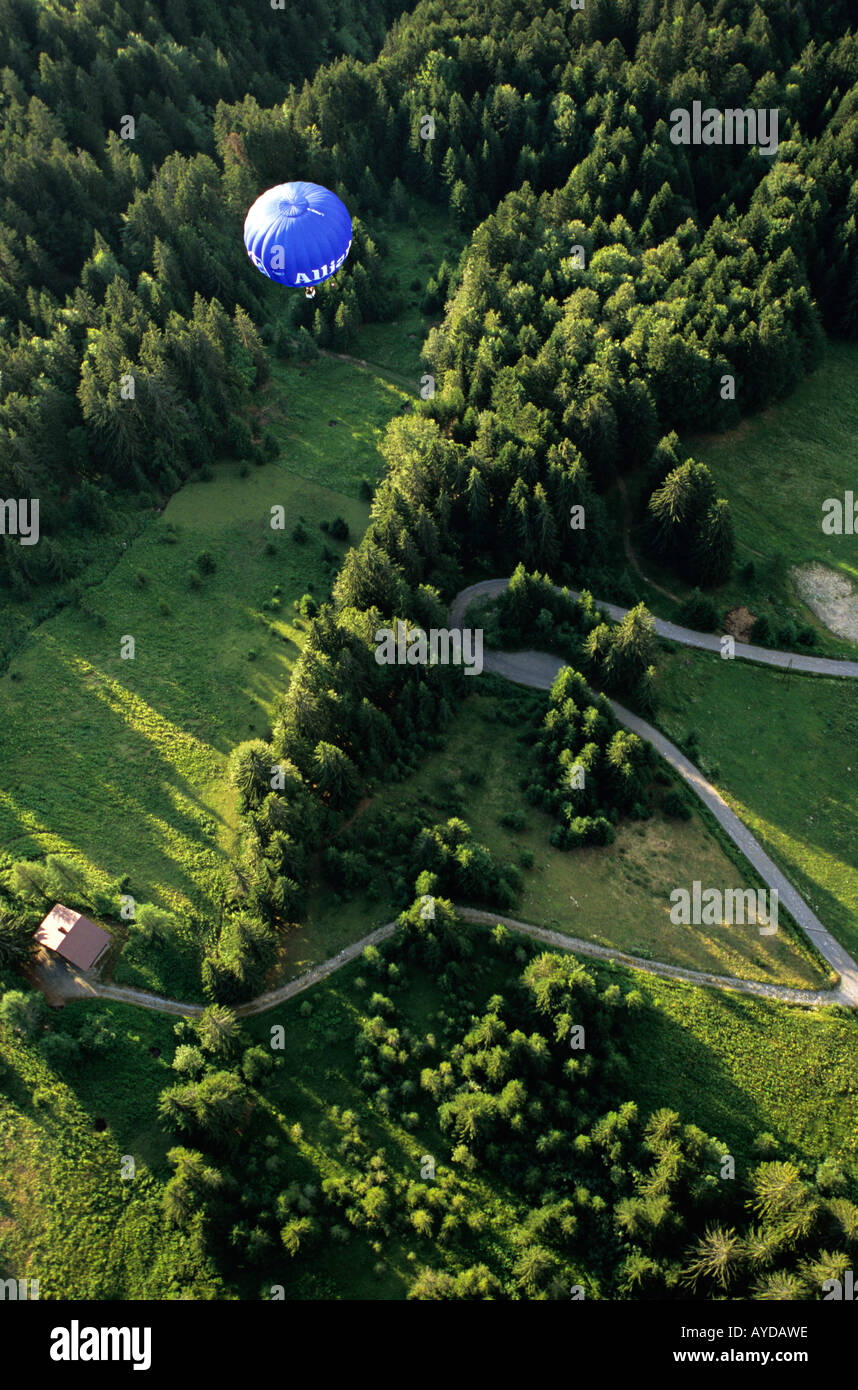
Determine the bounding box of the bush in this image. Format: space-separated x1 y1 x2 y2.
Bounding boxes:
291 522 308 544
751 614 775 647
40 1032 81 1067
678 589 720 631
0 989 48 1039
662 790 692 820
296 593 318 619
196 550 216 575
78 1012 116 1054
242 1045 274 1085
329 517 350 542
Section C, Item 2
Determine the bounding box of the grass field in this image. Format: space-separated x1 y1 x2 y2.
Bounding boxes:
295 679 827 989
357 205 466 378
0 460 368 919
0 999 222 1299
613 340 858 656
690 342 858 585
0 225 437 996
656 646 858 962
619 963 858 1170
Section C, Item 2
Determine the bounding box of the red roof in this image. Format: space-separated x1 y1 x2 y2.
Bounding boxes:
35 904 111 972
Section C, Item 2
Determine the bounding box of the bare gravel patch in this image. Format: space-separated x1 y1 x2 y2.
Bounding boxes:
792 563 858 642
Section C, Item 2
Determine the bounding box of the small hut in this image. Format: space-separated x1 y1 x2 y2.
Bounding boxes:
34 904 110 972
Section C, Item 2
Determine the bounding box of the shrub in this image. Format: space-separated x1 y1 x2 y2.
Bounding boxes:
662 790 692 820
40 1032 81 1067
751 614 775 647
291 522 308 543
196 551 216 575
172 1044 205 1076
678 589 720 631
242 1046 274 1085
330 517 350 542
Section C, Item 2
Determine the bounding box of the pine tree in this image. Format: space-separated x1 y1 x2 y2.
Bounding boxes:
692 499 735 587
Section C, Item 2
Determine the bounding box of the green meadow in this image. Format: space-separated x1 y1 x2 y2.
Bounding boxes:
656 647 858 962
297 679 827 989
0 350 410 1002
621 964 858 1171
614 340 858 656
0 998 222 1299
689 341 858 587
0 459 369 920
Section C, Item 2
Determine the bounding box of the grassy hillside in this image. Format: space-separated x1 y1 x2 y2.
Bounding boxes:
0 207 455 1001
690 341 858 590
656 648 858 962
615 340 858 655
0 457 371 922
623 966 858 1171
0 1000 222 1299
297 679 827 989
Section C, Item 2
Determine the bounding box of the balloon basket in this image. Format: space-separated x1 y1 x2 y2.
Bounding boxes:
304 287 316 299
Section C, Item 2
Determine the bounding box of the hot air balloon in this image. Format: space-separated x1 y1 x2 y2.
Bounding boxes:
243 181 352 298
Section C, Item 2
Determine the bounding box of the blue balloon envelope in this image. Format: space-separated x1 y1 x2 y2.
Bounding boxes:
243 181 352 288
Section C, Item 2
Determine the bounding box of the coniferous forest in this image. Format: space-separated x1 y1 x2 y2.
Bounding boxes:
2 0 858 1340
